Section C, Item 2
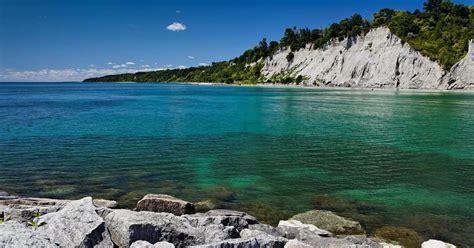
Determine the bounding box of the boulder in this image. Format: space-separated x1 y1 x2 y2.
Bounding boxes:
0 191 9 197
184 209 258 231
105 209 201 247
284 239 312 248
131 240 176 248
276 220 331 239
93 199 118 209
37 197 113 248
240 229 287 248
189 238 260 248
0 196 70 207
290 210 364 235
198 224 239 244
248 224 284 237
0 221 58 247
135 194 195 216
421 239 456 248
2 204 62 223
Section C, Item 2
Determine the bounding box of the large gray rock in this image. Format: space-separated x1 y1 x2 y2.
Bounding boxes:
131 240 176 248
276 220 331 239
421 239 456 248
290 210 364 235
189 238 260 248
37 197 113 248
93 199 118 209
0 221 58 247
105 209 200 247
284 239 312 248
136 194 195 216
247 224 284 237
0 191 9 197
240 229 287 248
184 209 258 232
198 224 239 244
105 209 241 247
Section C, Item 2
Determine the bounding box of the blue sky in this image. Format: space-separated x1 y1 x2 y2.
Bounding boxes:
0 0 472 81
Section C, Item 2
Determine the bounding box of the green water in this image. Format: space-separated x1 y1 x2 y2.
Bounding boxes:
1 83 473 245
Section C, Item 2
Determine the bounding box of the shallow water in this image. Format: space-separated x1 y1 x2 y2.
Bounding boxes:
1 83 473 245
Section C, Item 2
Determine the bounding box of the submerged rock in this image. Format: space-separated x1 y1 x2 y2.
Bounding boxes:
37 197 113 248
0 221 58 247
290 210 364 235
421 239 456 248
373 226 423 248
135 194 196 216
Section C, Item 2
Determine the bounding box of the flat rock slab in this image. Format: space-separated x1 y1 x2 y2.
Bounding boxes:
0 221 58 247
290 210 364 235
136 194 195 216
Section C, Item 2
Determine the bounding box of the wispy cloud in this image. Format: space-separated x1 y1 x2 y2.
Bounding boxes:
106 62 114 65
166 22 186 32
198 63 210 66
177 65 187 69
141 65 150 68
176 10 181 14
0 66 186 82
112 64 127 69
125 61 135 65
187 56 195 59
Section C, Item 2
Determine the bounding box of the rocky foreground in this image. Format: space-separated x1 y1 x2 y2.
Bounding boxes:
0 192 456 248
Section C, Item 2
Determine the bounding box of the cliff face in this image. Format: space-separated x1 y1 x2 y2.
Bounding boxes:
443 40 474 90
261 27 456 89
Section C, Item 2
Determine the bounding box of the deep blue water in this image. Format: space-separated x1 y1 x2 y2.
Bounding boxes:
1 82 474 245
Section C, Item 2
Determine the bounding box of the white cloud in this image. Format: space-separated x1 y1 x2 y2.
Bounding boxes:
176 10 181 13
166 22 186 32
199 63 209 66
164 64 173 67
112 64 127 69
89 64 95 67
141 65 150 68
0 65 189 82
125 61 135 65
106 62 114 65
187 56 195 59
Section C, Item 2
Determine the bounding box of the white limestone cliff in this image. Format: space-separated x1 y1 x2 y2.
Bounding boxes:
260 27 472 90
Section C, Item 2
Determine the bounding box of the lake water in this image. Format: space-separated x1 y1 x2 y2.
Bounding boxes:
1 83 473 245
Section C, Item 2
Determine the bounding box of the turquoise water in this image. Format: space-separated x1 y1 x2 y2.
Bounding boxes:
1 83 474 245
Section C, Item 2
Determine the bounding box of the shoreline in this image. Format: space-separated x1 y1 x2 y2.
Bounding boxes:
0 192 457 247
82 81 474 93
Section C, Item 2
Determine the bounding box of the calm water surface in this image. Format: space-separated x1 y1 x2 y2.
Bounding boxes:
1 83 473 245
